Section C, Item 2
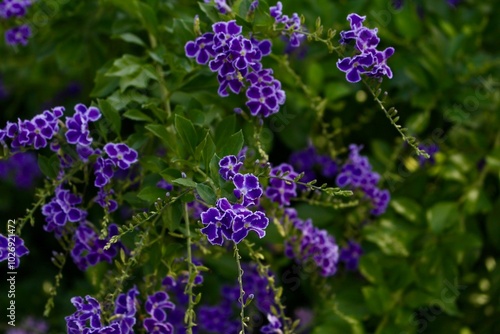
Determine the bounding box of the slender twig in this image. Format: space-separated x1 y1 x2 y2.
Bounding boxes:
234 242 246 334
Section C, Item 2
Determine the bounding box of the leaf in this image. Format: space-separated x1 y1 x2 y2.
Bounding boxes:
218 130 244 157
361 286 392 315
38 154 60 179
196 183 216 206
426 202 460 234
175 114 199 155
172 178 197 188
214 114 236 147
123 109 153 122
112 33 146 46
198 1 220 23
137 186 166 202
98 99 121 135
359 254 384 284
160 168 183 182
145 124 170 143
390 197 423 224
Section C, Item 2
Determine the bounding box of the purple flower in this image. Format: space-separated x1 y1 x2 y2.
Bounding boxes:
42 186 86 233
265 163 298 207
71 223 121 271
157 179 173 191
6 316 49 334
219 155 243 181
269 2 305 49
145 291 175 322
233 173 263 206
204 0 231 14
418 143 439 166
0 152 41 188
338 13 394 82
112 286 139 334
245 83 284 118
94 157 115 188
65 295 103 331
232 209 269 243
5 24 31 46
261 314 283 334
0 235 29 269
104 143 139 170
200 199 234 245
285 209 340 277
65 104 101 146
95 188 118 212
339 241 363 271
184 32 215 65
0 0 31 18
336 53 375 83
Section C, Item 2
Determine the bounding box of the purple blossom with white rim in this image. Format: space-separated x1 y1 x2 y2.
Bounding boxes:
65 295 102 331
336 53 375 83
145 291 175 322
339 240 363 271
184 32 215 65
0 234 29 268
104 143 139 170
5 25 31 46
143 291 175 334
94 157 115 188
112 286 139 334
261 314 283 334
418 143 439 166
265 163 299 207
245 83 284 118
233 173 263 206
0 0 31 18
200 198 235 245
368 47 395 79
232 208 269 243
219 155 243 181
71 223 121 271
65 104 101 146
42 186 86 232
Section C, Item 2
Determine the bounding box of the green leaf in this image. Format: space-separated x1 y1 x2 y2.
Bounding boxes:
214 114 236 147
363 219 413 257
218 130 244 157
112 33 146 46
123 109 153 122
172 178 197 188
426 202 460 233
145 124 171 144
37 154 60 179
198 1 221 23
361 286 392 315
390 197 423 224
98 99 121 136
464 187 492 214
160 168 183 182
359 253 384 284
137 186 166 202
90 61 120 98
175 114 199 155
196 183 216 206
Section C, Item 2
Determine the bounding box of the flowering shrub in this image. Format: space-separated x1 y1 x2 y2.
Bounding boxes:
1 0 499 333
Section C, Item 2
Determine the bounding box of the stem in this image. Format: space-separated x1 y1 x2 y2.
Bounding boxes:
234 242 246 334
184 202 196 334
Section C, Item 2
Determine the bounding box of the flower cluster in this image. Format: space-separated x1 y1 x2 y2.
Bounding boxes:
335 144 390 215
198 264 277 333
185 20 286 118
0 234 29 269
337 13 395 83
289 144 338 183
71 223 122 271
284 208 340 277
200 197 269 245
0 106 63 150
339 240 363 271
42 185 87 234
0 0 33 46
270 1 306 50
66 288 139 334
265 163 299 207
0 152 41 188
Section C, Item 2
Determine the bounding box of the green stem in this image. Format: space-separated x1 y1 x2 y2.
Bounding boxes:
184 203 196 334
234 242 246 334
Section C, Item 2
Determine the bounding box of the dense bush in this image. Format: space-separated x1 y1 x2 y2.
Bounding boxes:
1 0 499 333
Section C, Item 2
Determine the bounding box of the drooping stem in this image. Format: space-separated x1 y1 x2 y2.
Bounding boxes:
234 242 246 334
